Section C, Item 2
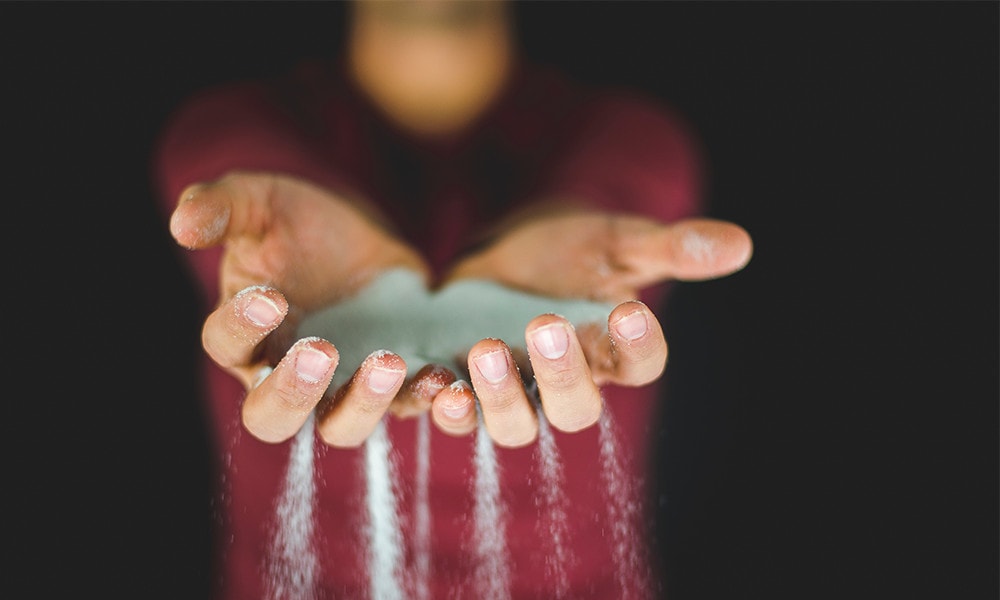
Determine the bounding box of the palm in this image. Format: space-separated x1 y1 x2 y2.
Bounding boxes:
171 173 428 367
447 211 752 303
206 175 428 312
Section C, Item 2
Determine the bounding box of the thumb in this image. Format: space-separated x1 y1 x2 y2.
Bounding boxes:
665 218 753 281
169 173 278 249
169 182 234 249
627 218 753 282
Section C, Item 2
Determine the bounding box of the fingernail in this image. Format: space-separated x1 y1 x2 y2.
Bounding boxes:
244 293 281 327
414 365 453 397
613 310 648 341
530 324 569 360
295 346 334 383
441 381 472 419
474 350 509 383
368 365 404 394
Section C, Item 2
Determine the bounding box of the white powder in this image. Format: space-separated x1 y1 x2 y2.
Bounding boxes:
265 401 645 599
473 401 511 600
413 412 432 600
189 196 230 242
265 268 647 598
366 418 405 600
297 268 615 391
681 229 716 263
598 406 650 598
265 413 319 600
535 405 572 598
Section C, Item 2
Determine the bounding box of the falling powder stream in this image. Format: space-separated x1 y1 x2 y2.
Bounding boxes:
412 412 432 600
366 418 405 600
598 406 650 599
266 412 319 600
473 401 511 600
534 400 572 598
260 357 649 599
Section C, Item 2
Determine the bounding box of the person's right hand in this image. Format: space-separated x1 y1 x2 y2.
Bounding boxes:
169 171 453 447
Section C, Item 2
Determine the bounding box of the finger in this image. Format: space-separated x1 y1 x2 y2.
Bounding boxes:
315 350 407 448
170 172 274 249
468 339 538 447
242 336 339 443
580 301 668 387
202 285 288 387
390 364 456 418
430 380 477 437
617 217 753 284
525 314 603 433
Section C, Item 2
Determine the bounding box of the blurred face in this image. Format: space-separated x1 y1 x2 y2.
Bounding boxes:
348 0 513 136
356 0 506 28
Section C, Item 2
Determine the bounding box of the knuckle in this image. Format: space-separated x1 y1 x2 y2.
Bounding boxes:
478 387 523 414
273 387 317 414
537 363 583 393
352 391 394 416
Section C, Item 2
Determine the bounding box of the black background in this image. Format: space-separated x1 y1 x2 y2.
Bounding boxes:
6 2 997 599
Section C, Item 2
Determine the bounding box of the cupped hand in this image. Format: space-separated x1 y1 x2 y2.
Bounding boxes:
170 170 449 447
171 174 753 450
437 206 753 447
445 207 754 302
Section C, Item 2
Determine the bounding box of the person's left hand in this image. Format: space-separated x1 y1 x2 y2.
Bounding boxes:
433 205 753 447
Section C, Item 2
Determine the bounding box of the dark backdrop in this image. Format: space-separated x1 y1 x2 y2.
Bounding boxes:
6 2 996 599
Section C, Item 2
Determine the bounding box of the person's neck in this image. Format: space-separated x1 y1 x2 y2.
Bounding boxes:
347 0 513 138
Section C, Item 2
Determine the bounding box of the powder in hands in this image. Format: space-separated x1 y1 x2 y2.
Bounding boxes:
296 268 617 391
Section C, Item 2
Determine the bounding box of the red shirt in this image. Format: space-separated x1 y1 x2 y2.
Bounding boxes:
154 57 701 600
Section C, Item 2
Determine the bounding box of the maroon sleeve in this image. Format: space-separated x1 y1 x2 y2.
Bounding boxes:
535 90 705 225
150 78 361 309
